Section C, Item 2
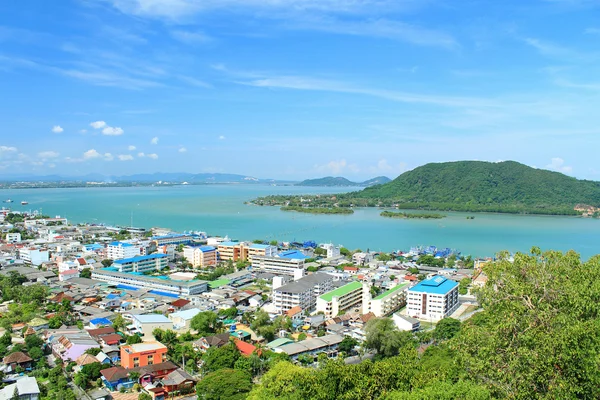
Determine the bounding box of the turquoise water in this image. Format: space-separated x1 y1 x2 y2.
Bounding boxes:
3 185 599 259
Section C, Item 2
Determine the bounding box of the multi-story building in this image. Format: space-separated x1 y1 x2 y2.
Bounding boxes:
5 233 21 243
106 241 142 260
120 342 168 368
217 241 247 261
406 275 459 322
151 234 194 246
247 244 277 262
272 273 334 314
316 281 364 318
91 269 208 296
19 247 49 266
129 315 174 340
112 254 168 273
183 245 217 268
252 255 305 277
320 243 341 258
368 282 409 317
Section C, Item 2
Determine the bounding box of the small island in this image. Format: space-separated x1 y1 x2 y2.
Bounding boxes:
281 206 354 215
380 211 446 219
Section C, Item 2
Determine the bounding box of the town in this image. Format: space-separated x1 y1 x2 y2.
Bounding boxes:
0 208 487 400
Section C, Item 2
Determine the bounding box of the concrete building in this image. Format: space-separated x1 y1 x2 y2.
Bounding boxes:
130 314 174 340
352 252 373 266
316 281 364 318
275 334 343 360
252 255 306 277
106 241 141 260
120 342 168 368
217 241 247 261
19 248 49 266
272 273 334 314
406 275 459 322
247 243 277 262
168 308 201 330
392 313 421 332
113 254 168 273
368 282 409 317
5 233 21 243
91 268 208 296
151 234 194 246
0 376 40 400
183 245 217 268
320 243 341 258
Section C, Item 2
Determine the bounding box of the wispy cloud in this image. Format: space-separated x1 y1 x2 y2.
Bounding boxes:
51 125 64 133
90 121 107 129
102 126 124 136
177 75 212 88
128 145 136 151
171 30 212 44
147 153 159 159
38 151 60 159
314 158 359 175
178 147 187 153
118 154 134 161
150 137 159 145
546 157 573 174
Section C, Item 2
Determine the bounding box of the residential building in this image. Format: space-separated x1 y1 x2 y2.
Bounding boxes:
252 255 306 277
160 368 196 393
3 352 33 373
58 268 80 282
392 313 421 332
0 376 40 400
49 330 99 362
193 333 231 352
113 254 168 273
368 282 409 317
106 241 141 260
275 334 343 360
320 243 341 258
5 233 21 243
247 243 277 262
183 245 217 268
352 252 373 266
272 273 334 314
130 314 174 340
316 281 364 318
217 241 247 261
120 342 168 369
100 366 132 391
19 248 49 266
406 275 459 322
168 308 201 330
92 268 208 296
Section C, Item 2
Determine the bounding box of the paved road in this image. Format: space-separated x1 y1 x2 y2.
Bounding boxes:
344 351 376 365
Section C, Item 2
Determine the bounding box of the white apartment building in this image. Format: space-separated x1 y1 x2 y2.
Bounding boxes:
368 282 409 317
316 281 364 318
272 273 334 314
320 243 341 258
5 233 21 243
406 275 459 322
19 247 49 266
92 269 208 296
183 245 217 268
112 254 168 273
106 241 141 260
252 255 306 277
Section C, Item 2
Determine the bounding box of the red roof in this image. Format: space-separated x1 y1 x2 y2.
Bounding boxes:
234 339 256 357
404 275 418 281
343 266 358 272
170 299 190 308
286 306 302 318
77 258 87 265
100 333 123 345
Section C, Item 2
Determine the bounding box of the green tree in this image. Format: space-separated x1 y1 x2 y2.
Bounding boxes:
218 307 239 319
433 318 461 341
190 311 221 336
196 369 252 400
101 259 113 267
338 336 358 354
112 314 126 331
0 331 12 347
203 342 240 373
126 334 143 345
377 253 392 262
80 268 92 279
297 333 307 341
27 347 44 360
138 393 152 400
364 318 416 358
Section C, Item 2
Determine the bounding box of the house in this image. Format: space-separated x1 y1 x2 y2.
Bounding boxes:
50 330 99 362
75 353 99 371
120 342 168 369
100 366 132 391
98 333 123 346
27 318 49 332
87 327 116 341
193 333 230 352
0 376 40 400
168 299 191 312
275 334 343 360
130 314 173 340
89 317 113 329
285 306 304 324
392 313 421 332
3 352 33 373
168 308 201 330
87 388 111 400
161 368 196 393
234 339 256 357
130 361 178 387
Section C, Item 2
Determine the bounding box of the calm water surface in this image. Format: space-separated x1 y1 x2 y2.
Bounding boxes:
3 185 599 259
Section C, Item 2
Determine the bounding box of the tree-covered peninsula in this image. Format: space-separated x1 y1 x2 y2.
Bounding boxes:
252 161 600 215
380 211 446 219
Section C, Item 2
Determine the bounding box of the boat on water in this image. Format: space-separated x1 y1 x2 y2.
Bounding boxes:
21 201 28 205
3 199 12 203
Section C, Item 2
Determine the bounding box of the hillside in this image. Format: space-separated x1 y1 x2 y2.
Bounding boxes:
296 176 391 187
253 161 600 215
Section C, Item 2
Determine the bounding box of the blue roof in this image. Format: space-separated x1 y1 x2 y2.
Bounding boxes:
116 284 139 291
109 241 134 247
149 290 179 298
171 308 201 320
249 243 271 249
197 246 216 252
278 250 309 260
409 275 458 295
114 253 167 264
90 317 112 326
84 244 103 250
106 294 119 300
219 241 239 246
151 233 190 240
134 314 171 323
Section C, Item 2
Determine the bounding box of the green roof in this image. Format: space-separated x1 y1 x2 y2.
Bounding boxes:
208 279 231 288
373 282 409 300
319 281 362 302
267 338 293 349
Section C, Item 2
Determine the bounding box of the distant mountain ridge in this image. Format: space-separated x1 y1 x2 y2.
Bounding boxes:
296 176 391 187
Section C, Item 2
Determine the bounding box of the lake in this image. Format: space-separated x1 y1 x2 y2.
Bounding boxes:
3 185 599 259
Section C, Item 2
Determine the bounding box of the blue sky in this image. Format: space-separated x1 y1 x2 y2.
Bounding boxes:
1 0 600 180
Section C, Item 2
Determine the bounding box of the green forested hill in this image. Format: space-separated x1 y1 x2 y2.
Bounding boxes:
337 161 600 214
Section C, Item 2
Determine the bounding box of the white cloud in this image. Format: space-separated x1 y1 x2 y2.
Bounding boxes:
314 159 359 175
546 157 573 174
147 153 159 159
118 154 134 161
83 149 101 159
178 147 187 153
151 137 159 145
102 126 124 136
90 121 107 129
218 135 225 140
171 30 212 43
368 159 407 175
0 146 18 153
138 152 145 157
128 145 137 151
38 151 60 159
80 129 88 134
104 153 114 161
51 125 64 133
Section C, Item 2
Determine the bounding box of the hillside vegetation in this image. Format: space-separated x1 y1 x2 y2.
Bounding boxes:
296 176 391 187
254 161 600 215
